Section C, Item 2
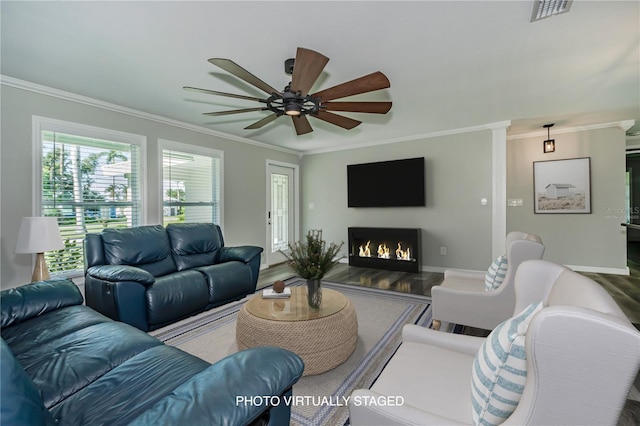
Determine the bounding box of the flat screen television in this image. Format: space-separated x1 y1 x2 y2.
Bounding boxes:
347 157 425 207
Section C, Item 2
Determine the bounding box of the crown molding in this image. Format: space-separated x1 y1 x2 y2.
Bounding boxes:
0 75 300 156
0 75 523 157
303 120 512 155
507 120 636 140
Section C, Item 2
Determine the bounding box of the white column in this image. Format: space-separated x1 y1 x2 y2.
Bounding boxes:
487 121 511 258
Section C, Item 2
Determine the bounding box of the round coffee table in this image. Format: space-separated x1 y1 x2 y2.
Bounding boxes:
236 286 358 376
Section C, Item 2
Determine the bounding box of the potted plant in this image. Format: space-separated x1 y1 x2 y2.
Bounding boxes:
280 229 344 308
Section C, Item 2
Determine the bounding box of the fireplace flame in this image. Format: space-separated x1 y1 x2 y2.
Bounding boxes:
377 243 390 259
356 239 412 261
396 242 411 261
359 240 372 257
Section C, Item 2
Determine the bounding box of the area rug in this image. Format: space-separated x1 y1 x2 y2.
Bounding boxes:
149 278 432 426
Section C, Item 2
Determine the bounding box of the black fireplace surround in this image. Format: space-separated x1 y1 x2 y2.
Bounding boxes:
348 227 421 273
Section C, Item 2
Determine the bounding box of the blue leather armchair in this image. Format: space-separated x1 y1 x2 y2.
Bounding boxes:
1 279 304 426
84 223 263 331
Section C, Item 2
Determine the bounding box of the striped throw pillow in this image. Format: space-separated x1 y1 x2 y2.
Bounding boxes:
471 301 543 426
485 255 508 291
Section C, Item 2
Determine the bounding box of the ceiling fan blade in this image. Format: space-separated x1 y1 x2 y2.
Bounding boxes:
183 86 265 102
203 107 267 116
292 115 313 135
324 101 392 114
208 58 280 95
311 71 390 102
290 47 329 97
313 110 361 130
245 113 279 130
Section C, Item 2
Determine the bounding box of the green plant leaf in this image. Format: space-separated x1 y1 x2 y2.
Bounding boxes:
279 229 344 279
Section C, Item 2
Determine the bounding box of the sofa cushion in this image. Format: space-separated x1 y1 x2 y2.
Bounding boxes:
1 339 56 426
145 270 209 326
1 305 110 353
485 255 508 291
49 345 209 425
166 223 223 271
370 339 474 424
14 321 161 409
102 225 177 277
196 262 254 304
471 301 543 426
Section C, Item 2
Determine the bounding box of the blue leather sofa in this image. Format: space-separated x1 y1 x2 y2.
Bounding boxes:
84 223 263 331
0 279 304 426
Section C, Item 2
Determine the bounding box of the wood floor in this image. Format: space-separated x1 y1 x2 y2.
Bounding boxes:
259 262 442 295
259 260 640 327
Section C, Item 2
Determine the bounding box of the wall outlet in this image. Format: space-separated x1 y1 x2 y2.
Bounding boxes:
440 246 447 256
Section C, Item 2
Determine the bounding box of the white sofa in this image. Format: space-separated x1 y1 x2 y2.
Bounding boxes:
432 231 544 331
349 260 640 425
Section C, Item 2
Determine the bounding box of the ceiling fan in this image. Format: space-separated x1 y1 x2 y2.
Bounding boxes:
184 47 392 136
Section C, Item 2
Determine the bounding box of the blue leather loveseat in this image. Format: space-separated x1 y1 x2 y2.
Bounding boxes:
84 223 263 331
0 279 304 426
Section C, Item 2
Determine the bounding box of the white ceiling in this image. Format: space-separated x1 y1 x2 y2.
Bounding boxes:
2 1 638 153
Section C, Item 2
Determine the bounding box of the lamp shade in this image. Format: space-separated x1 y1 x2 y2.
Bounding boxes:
15 217 65 254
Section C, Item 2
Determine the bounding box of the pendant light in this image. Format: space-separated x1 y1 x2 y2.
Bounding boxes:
543 123 556 153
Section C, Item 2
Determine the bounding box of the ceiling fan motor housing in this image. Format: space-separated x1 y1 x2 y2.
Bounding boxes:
267 90 321 117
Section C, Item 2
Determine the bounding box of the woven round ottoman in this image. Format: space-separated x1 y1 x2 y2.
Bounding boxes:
236 286 358 376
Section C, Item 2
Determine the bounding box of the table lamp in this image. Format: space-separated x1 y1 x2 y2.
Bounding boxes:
15 217 65 282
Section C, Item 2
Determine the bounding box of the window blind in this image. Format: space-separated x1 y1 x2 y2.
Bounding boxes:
41 130 142 276
162 149 221 225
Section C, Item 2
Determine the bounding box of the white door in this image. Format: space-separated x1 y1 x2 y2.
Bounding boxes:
266 163 297 265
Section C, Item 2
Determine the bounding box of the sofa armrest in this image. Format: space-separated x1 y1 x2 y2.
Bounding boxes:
402 324 485 356
1 279 83 329
1 339 57 425
219 246 263 264
128 347 304 426
86 265 155 286
349 389 465 425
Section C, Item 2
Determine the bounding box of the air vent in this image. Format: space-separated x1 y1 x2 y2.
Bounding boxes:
530 0 573 22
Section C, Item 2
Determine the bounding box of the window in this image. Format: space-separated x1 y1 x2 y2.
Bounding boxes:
160 140 222 226
35 117 145 277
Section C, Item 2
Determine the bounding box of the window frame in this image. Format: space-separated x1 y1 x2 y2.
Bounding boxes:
32 116 147 277
158 139 224 231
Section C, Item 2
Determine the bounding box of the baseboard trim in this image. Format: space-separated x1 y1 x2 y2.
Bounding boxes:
421 266 483 274
337 260 629 276
565 264 630 276
422 264 631 276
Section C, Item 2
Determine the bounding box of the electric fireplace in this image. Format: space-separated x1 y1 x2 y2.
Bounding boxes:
348 227 421 273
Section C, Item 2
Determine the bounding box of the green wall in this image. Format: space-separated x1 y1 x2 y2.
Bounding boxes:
507 126 627 273
301 130 495 271
0 84 301 288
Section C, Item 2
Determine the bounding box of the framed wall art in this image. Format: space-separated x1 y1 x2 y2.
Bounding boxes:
533 157 591 214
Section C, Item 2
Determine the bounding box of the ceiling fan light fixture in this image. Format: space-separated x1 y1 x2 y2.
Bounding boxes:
285 103 302 116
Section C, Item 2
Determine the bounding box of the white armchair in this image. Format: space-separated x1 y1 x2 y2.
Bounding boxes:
349 260 640 426
432 231 544 331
